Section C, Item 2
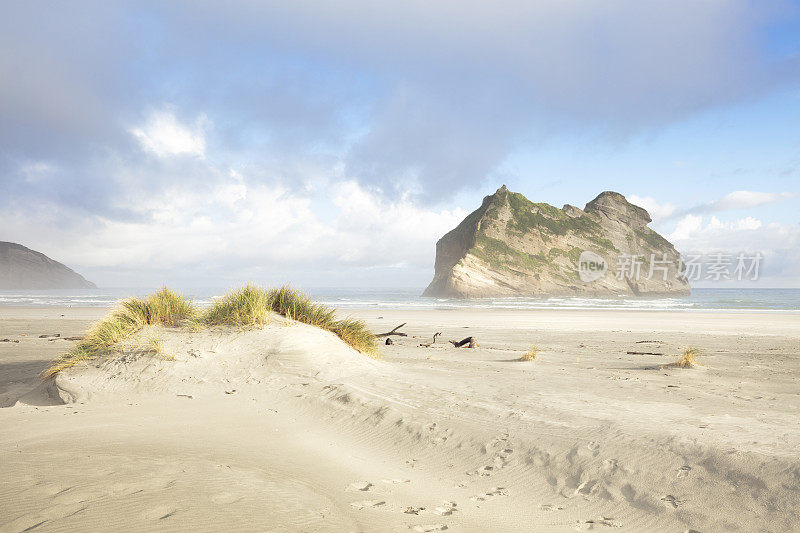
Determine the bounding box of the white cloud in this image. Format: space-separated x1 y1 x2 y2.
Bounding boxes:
637 190 798 223
668 215 770 248
667 214 704 241
627 194 678 223
692 190 796 213
130 110 208 158
0 171 466 287
666 214 800 285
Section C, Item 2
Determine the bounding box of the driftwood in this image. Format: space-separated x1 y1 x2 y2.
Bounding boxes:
419 332 442 347
626 351 664 356
375 323 408 338
450 336 478 348
635 340 664 344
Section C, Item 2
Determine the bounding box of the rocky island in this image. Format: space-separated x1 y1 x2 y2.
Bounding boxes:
423 186 689 297
0 242 96 289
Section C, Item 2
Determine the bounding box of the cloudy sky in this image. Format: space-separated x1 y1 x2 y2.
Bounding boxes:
2 1 799 289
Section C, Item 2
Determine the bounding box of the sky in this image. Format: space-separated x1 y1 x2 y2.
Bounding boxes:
1 1 799 290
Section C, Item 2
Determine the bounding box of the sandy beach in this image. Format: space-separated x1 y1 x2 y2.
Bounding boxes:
1 306 799 532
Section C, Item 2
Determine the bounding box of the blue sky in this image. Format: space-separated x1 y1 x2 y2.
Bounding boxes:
1 1 799 289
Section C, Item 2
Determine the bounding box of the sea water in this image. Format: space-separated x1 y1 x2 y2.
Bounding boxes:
1 288 798 312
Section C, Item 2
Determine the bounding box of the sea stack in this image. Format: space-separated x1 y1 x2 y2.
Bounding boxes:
0 242 96 289
423 186 689 297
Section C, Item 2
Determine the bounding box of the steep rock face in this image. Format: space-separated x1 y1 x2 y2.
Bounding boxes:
423 186 689 297
0 242 96 289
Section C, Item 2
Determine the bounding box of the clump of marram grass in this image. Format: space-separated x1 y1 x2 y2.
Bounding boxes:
42 287 196 378
203 284 272 327
140 286 198 326
331 317 379 357
43 285 378 378
146 336 163 354
201 285 376 355
664 347 702 369
266 286 377 356
518 346 538 361
144 336 175 361
267 286 336 327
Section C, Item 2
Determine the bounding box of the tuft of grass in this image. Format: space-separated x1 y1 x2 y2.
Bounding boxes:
146 336 164 355
331 317 379 358
203 284 272 327
666 347 702 369
518 346 538 361
142 286 198 326
146 336 175 361
266 286 377 356
42 287 196 378
201 285 376 355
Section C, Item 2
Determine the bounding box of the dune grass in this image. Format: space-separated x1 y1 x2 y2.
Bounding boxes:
44 284 377 378
42 288 197 378
265 286 376 356
146 336 164 355
203 284 272 327
518 346 538 361
665 347 702 369
204 285 376 355
145 335 175 361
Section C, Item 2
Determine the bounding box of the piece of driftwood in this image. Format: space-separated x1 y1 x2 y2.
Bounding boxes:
635 340 664 344
626 351 664 356
419 332 442 347
450 336 478 348
375 323 408 338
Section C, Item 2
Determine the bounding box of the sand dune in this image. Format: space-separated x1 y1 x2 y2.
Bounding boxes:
1 309 799 532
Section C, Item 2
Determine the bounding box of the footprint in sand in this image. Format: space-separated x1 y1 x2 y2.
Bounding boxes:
470 487 508 501
574 516 622 529
412 524 448 532
601 459 618 474
574 479 600 498
661 495 683 508
467 465 494 477
349 500 386 510
404 506 426 515
540 504 564 511
346 481 374 492
382 479 411 485
676 465 692 478
432 501 458 516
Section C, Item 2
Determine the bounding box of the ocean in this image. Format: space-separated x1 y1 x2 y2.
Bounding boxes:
0 288 798 312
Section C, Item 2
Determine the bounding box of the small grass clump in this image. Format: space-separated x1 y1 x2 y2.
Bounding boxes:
266 286 377 356
201 285 376 355
146 336 164 355
666 347 702 369
268 285 337 327
203 284 272 327
331 317 379 357
42 287 196 378
518 346 538 361
145 336 174 361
